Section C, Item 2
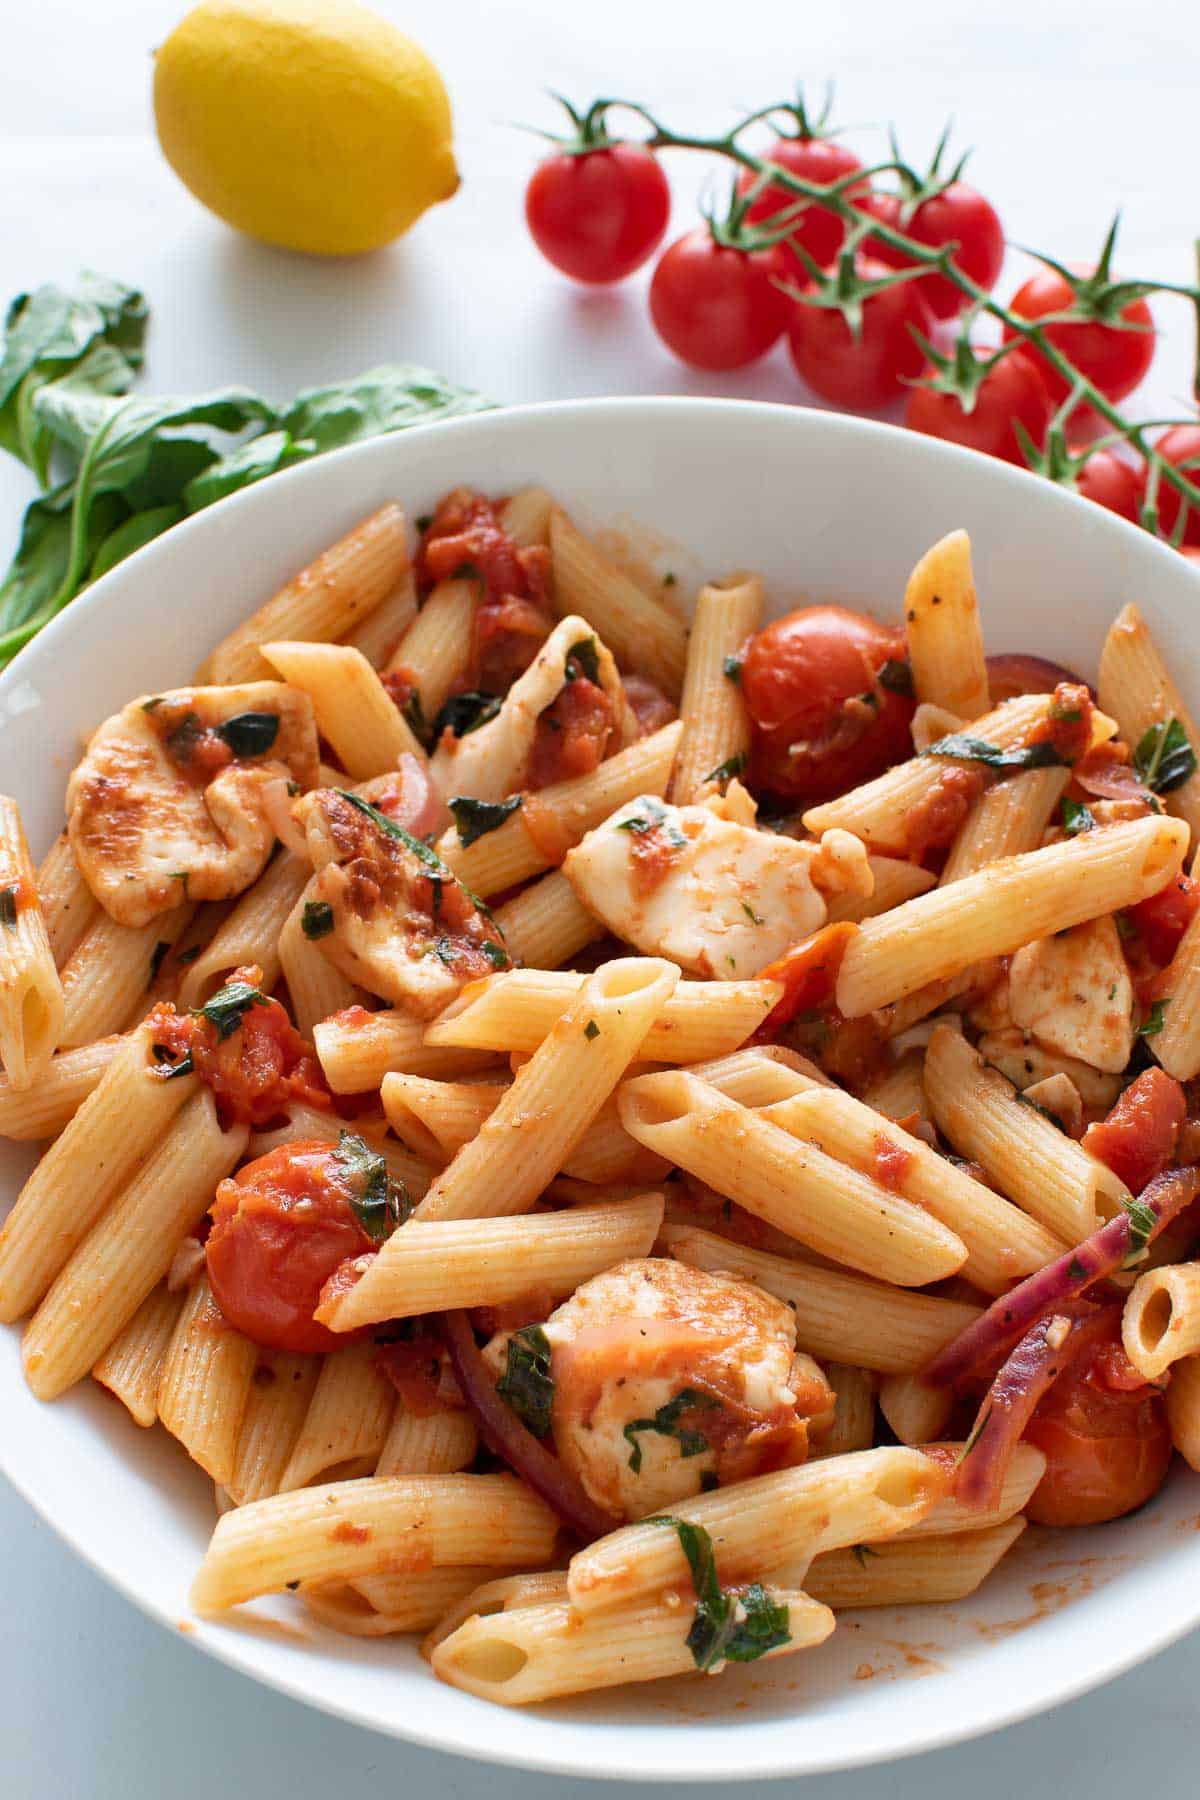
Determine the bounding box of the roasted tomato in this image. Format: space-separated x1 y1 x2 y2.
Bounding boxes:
147 965 327 1128
526 675 616 789
1128 874 1200 967
1082 1068 1187 1195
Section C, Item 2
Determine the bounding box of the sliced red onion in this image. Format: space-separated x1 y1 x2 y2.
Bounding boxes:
440 1309 616 1542
925 1167 1200 1390
388 751 448 838
986 653 1093 705
1073 759 1155 803
956 1303 1121 1512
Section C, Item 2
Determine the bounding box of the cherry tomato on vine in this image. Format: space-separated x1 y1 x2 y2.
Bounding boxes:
1074 449 1146 522
787 257 933 409
737 135 867 270
741 604 916 803
648 229 792 371
525 142 670 284
858 182 1004 319
905 349 1051 465
1003 266 1155 404
1155 424 1200 547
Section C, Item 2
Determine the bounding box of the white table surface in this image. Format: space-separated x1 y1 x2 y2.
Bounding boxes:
3 1 1199 1792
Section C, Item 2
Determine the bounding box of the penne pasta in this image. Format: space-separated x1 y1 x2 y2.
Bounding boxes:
670 576 761 803
92 1283 186 1428
36 831 98 968
1098 600 1200 842
59 903 192 1045
0 795 64 1087
491 870 604 969
1149 875 1200 1080
826 855 936 922
313 1005 497 1093
341 569 418 668
384 577 477 720
305 1568 490 1638
900 1443 1045 1538
277 1339 395 1490
939 765 1071 884
1165 1354 1200 1472
877 1375 954 1447
549 507 688 696
278 880 364 1038
227 1352 321 1507
423 1570 571 1655
376 1404 479 1479
903 530 990 720
262 640 425 775
806 1519 1026 1610
812 1362 877 1459
157 1276 259 1488
178 853 310 1008
0 1034 122 1140
1122 1261 1200 1382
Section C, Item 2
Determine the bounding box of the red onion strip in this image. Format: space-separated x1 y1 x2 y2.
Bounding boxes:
440 1309 616 1542
924 1167 1200 1390
985 653 1093 704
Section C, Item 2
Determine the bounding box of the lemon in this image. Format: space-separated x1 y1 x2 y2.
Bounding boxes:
153 0 459 256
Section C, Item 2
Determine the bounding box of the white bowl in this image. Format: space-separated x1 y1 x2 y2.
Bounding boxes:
3 398 1199 1782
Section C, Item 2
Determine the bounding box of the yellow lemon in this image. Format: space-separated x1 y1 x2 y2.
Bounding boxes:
153 0 458 256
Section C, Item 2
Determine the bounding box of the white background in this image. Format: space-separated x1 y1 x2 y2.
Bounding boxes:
2 1 1199 1793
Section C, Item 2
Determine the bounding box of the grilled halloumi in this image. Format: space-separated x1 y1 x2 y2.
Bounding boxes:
1008 915 1134 1074
66 684 318 927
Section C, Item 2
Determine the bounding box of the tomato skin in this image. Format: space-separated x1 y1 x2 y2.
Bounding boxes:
1129 873 1200 965
905 350 1052 465
739 136 867 269
1082 1068 1187 1195
1003 268 1155 404
206 1141 374 1354
1024 1325 1171 1527
525 144 670 285
648 230 791 371
1075 449 1146 522
860 183 1004 319
741 604 915 803
1156 425 1200 547
786 258 933 409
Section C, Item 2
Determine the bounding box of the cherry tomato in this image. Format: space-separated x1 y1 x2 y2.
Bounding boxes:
1155 425 1200 547
905 350 1051 465
648 229 791 371
206 1141 379 1352
1003 267 1155 405
741 604 916 802
1074 449 1146 522
525 143 670 285
738 136 867 270
1128 873 1200 966
1024 1320 1172 1527
787 258 933 409
1082 1068 1187 1195
859 182 1004 319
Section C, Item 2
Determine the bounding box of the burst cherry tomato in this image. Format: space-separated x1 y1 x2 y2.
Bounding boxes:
859 182 1004 319
1003 267 1155 405
525 143 670 285
1155 425 1200 547
741 604 916 803
1082 1068 1187 1195
738 136 867 270
206 1140 379 1353
1074 449 1146 521
905 349 1051 465
1128 873 1200 966
787 258 933 409
1024 1318 1172 1527
648 229 791 371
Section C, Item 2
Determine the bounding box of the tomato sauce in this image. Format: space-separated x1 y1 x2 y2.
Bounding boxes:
526 676 615 789
417 489 555 693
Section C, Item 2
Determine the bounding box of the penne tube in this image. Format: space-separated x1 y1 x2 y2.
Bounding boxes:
313 1005 497 1093
227 1351 321 1506
37 831 98 968
811 1362 877 1459
940 765 1071 885
305 1568 490 1638
207 504 410 685
262 641 424 776
156 1276 259 1488
0 795 64 1087
278 1339 395 1490
491 871 604 969
384 577 477 720
375 1404 478 1479
662 1224 981 1373
179 853 310 1008
279 880 364 1039
549 508 688 696
500 486 554 548
1165 1354 1200 1472
757 1085 1065 1294
686 1043 835 1102
59 903 192 1046
862 1052 930 1122
1122 1261 1200 1381
836 815 1188 1018
341 569 418 668
903 530 990 720
826 855 936 922
806 1519 1026 1610
670 577 761 803
190 1473 560 1612
877 1375 954 1447
432 720 683 897
0 1024 197 1322
431 1587 831 1706
21 1092 248 1400
0 1035 122 1140
317 1193 664 1329
423 1570 571 1655
425 966 779 1063
621 1072 966 1286
567 1446 945 1619
1098 601 1200 843
92 1283 186 1427
923 1024 1128 1242
900 1443 1045 1538
1149 890 1200 1080
246 1102 434 1200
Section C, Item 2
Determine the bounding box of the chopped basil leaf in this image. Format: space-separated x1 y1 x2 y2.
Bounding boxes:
1134 717 1197 795
176 944 202 966
722 654 742 685
922 733 1066 772
1012 1087 1065 1132
567 636 600 685
193 977 269 1041
662 571 677 588
1060 797 1096 836
1068 1256 1088 1280
334 1129 410 1243
583 1018 600 1041
149 938 171 980
705 751 748 787
850 1543 881 1569
301 900 334 940
165 710 203 761
154 1049 194 1080
623 1387 720 1474
647 1517 791 1670
0 886 17 930
449 794 523 848
480 940 509 968
141 696 164 713
335 791 502 927
496 1324 554 1438
432 690 501 742
614 797 686 848
216 710 279 759
1050 699 1082 723
741 901 765 926
1121 1193 1158 1269
1136 998 1170 1038
402 689 428 743
877 658 914 697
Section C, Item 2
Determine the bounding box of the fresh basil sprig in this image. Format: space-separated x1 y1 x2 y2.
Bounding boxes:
647 1516 791 1670
1134 717 1197 795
